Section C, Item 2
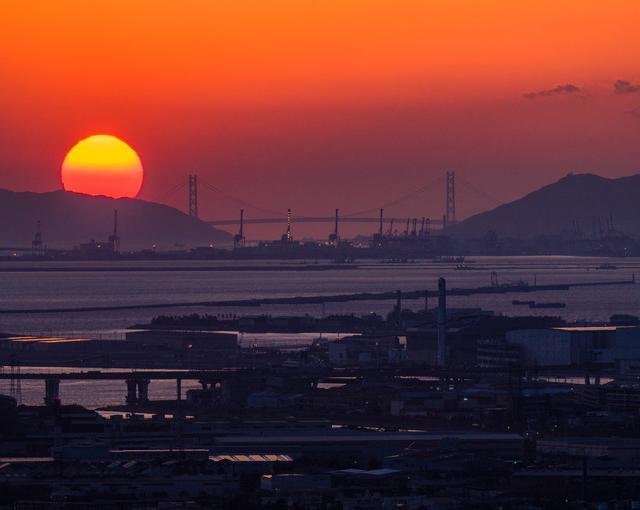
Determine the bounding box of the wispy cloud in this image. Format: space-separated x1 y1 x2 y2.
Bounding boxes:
523 83 581 99
624 106 640 118
614 80 640 95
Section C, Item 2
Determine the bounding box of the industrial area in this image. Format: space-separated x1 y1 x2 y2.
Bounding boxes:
6 171 639 261
2 276 640 509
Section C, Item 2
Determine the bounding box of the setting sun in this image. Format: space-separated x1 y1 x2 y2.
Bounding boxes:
61 135 143 198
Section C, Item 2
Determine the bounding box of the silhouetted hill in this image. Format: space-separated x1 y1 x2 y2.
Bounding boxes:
450 173 640 239
0 189 231 249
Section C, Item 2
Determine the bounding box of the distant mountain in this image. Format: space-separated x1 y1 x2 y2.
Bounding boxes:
0 189 232 250
450 173 640 239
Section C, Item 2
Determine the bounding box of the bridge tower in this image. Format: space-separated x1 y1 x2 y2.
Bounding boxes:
446 171 456 225
188 174 198 218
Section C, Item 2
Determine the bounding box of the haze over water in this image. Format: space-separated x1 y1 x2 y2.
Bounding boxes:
1 256 638 336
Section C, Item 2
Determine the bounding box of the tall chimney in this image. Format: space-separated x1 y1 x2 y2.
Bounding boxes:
437 278 447 367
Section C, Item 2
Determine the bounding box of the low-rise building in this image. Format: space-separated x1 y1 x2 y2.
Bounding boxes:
328 335 403 366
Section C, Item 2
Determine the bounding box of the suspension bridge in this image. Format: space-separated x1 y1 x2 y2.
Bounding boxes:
153 171 501 231
3 172 501 254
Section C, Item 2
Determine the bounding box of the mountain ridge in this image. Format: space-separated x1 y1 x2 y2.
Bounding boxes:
0 188 231 249
450 173 640 239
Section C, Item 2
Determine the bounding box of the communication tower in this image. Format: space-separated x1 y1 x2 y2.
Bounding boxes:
282 209 293 243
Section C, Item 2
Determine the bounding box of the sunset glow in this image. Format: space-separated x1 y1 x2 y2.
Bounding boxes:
2 0 640 237
61 135 143 198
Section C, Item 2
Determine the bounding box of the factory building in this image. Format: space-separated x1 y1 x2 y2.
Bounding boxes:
327 335 403 367
506 326 640 367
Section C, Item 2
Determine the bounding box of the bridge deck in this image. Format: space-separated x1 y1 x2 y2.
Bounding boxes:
206 216 444 226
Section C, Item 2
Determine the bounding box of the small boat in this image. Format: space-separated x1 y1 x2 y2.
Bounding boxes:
512 300 535 306
433 256 465 263
529 302 566 309
596 263 618 270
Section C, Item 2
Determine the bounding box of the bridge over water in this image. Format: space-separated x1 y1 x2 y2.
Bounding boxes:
0 364 608 407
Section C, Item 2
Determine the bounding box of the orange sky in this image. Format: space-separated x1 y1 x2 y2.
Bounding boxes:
1 0 640 237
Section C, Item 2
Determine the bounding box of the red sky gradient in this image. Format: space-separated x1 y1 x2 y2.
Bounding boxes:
1 1 640 238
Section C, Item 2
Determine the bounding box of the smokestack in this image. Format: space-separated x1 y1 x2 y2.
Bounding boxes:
379 208 384 236
437 278 447 367
334 208 339 237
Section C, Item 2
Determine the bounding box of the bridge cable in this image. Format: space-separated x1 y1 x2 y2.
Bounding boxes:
343 174 445 217
456 176 503 206
198 178 286 217
148 181 187 204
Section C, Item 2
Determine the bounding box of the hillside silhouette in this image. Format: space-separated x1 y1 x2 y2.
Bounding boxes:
0 189 231 249
450 173 640 239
